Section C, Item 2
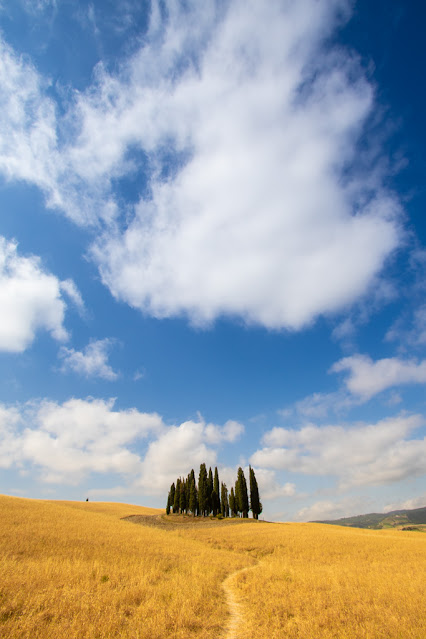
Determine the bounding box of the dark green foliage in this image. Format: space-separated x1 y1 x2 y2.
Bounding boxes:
166 464 260 519
169 482 175 513
229 487 236 517
179 478 187 513
185 475 191 509
173 478 181 513
207 467 213 514
213 467 221 516
221 482 229 517
235 467 249 518
249 466 262 519
189 476 197 515
198 463 208 516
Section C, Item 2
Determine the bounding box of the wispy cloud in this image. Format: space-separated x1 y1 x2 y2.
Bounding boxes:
60 279 86 317
386 304 426 348
20 0 57 13
58 338 119 380
384 494 426 512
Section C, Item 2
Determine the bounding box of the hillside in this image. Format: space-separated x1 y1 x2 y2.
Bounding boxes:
313 505 426 529
1 495 426 638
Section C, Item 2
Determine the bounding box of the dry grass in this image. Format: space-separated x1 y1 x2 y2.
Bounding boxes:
1 495 425 638
188 522 426 638
0 495 246 638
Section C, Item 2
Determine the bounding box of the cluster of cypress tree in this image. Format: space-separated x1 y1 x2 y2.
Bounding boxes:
166 464 262 519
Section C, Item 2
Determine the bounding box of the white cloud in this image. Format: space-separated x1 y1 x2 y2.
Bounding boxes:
205 419 244 444
92 0 400 329
250 467 297 501
292 390 357 419
384 495 426 512
0 399 244 492
0 35 117 225
25 398 163 483
0 38 58 198
386 304 426 348
137 420 217 495
60 279 86 316
137 416 244 494
295 496 373 522
0 1 403 329
0 237 71 351
0 397 163 484
59 338 119 380
252 415 426 488
331 354 426 400
21 0 57 12
0 404 23 469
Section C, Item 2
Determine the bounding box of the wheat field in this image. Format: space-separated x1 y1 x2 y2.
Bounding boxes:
0 495 425 638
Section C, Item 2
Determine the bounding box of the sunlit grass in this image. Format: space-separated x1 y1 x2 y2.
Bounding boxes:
188 522 426 638
0 495 246 638
1 495 425 638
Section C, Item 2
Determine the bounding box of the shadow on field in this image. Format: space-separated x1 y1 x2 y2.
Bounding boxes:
122 513 270 530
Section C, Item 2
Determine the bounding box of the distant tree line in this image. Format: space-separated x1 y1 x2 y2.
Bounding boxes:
166 464 262 519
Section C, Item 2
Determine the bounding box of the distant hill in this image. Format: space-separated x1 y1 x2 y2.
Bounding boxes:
313 506 426 530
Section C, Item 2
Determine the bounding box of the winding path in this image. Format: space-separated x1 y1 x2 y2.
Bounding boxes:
222 564 259 639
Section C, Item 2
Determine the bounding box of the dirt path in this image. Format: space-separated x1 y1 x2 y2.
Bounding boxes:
123 512 265 638
222 564 259 639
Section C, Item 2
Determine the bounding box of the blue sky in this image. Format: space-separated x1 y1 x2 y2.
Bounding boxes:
0 0 425 521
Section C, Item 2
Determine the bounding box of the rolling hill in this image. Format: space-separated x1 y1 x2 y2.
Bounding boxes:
313 505 426 529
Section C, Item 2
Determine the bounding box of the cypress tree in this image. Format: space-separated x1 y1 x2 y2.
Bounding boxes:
166 464 258 519
213 466 221 516
169 482 176 513
207 467 213 515
249 465 262 519
189 476 197 516
236 467 249 518
187 469 196 515
185 474 191 511
229 486 236 517
221 482 229 517
174 478 181 514
179 478 187 513
198 463 208 516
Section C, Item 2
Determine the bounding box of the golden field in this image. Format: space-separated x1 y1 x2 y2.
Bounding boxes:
0 495 425 638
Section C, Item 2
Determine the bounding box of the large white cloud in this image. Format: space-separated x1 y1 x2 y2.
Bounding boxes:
0 237 78 351
22 398 163 483
0 398 244 492
91 0 400 329
331 354 426 400
0 1 402 329
252 415 426 488
136 417 244 494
